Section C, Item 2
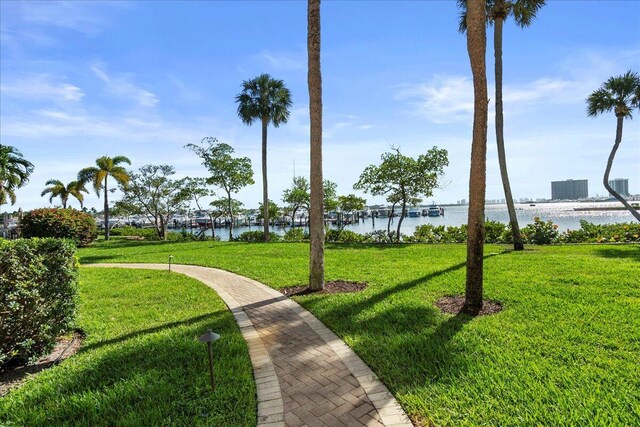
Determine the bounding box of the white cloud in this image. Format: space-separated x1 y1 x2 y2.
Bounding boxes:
395 75 474 124
255 49 305 70
0 75 84 102
91 64 159 108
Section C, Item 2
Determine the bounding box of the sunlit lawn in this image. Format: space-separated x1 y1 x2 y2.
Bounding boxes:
0 268 255 427
75 240 640 426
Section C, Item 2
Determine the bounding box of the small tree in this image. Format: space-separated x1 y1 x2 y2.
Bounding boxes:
183 177 216 232
282 176 310 229
185 138 254 240
210 198 244 239
257 200 280 227
121 164 190 240
323 180 339 213
354 147 448 242
337 194 366 232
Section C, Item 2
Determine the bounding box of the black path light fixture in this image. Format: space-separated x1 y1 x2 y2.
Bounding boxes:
168 255 174 272
199 329 220 391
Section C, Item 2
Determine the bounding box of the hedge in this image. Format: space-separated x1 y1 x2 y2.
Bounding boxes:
0 238 79 368
20 208 97 247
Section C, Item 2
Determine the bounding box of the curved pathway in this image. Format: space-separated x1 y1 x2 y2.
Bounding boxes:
88 263 412 427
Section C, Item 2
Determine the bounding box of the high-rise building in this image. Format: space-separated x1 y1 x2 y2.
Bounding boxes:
608 178 629 196
551 179 588 200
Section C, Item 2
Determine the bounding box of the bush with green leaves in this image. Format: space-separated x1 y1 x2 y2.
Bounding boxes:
234 230 281 243
561 220 640 243
521 217 559 245
0 238 79 368
325 229 365 243
110 226 160 240
283 228 308 242
20 208 97 246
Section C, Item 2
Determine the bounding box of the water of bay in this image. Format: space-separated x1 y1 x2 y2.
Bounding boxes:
203 201 638 241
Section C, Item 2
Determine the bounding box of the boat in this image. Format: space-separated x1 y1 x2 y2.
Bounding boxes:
408 208 421 218
426 204 442 217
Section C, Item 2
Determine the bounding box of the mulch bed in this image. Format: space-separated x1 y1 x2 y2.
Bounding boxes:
0 330 84 396
435 295 503 316
280 280 367 296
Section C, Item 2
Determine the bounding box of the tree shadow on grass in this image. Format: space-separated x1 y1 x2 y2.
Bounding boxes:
594 246 640 262
1 313 255 427
299 252 505 387
80 312 218 352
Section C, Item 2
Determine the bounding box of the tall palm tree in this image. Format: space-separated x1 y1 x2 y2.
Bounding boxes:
78 156 131 240
41 179 89 209
459 0 545 251
308 0 324 290
0 145 34 206
236 74 292 242
587 70 640 222
464 0 489 314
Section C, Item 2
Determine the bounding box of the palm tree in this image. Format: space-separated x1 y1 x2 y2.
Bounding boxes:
78 156 131 240
587 70 640 222
459 0 545 251
41 179 89 209
308 0 324 290
464 0 489 314
236 74 292 242
0 145 34 206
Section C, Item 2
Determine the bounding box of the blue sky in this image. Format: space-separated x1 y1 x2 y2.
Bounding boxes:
1 0 639 211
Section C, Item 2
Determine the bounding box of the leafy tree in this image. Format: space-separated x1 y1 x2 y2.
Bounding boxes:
282 176 310 229
464 0 489 314
78 155 131 240
587 70 640 222
354 147 448 242
459 0 545 251
323 180 339 213
257 200 280 227
337 194 366 231
183 177 216 231
121 164 190 240
185 138 255 241
210 198 244 239
41 179 88 209
236 74 292 242
0 145 34 207
308 0 324 290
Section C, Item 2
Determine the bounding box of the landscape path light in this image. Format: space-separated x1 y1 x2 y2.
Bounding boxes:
168 255 174 272
198 329 220 391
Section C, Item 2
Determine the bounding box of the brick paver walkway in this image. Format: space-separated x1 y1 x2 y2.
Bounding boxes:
89 264 412 427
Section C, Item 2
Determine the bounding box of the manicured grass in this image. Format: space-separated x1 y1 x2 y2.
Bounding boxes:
77 240 640 426
0 268 255 427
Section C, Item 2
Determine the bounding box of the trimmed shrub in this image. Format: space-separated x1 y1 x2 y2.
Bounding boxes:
0 238 79 368
284 228 308 242
234 230 281 242
325 229 365 243
560 220 640 243
21 208 97 246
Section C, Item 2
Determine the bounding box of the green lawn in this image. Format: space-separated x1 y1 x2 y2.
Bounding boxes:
76 240 640 426
0 268 255 427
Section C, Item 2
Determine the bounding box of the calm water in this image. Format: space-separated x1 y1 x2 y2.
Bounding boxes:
201 202 638 241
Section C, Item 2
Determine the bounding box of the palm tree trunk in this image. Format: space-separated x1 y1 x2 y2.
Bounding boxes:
464 0 488 314
604 116 640 222
494 13 524 250
308 0 324 290
104 175 110 240
261 117 270 241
